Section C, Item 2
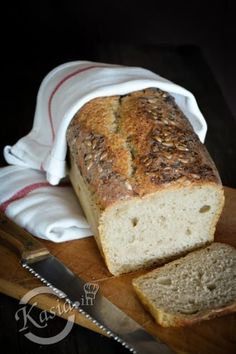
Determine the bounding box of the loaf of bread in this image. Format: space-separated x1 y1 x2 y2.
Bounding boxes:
132 242 236 327
66 88 224 276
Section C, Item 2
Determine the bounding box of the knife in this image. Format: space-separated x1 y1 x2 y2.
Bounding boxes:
0 212 175 354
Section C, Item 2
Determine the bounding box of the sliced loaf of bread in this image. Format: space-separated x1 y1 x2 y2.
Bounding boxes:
67 88 224 276
132 242 236 327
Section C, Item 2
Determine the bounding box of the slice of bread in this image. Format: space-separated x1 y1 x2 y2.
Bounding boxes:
132 242 236 327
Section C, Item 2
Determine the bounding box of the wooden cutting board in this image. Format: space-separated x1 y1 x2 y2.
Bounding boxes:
0 186 235 354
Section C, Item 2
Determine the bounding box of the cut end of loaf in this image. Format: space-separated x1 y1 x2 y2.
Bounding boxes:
100 183 224 275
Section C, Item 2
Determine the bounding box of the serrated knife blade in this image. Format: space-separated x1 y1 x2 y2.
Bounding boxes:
0 212 175 354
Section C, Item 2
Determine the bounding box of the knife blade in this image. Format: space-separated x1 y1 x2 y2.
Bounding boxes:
0 212 175 354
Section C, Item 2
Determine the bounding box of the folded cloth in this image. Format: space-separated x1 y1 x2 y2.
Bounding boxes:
0 166 92 242
4 60 207 185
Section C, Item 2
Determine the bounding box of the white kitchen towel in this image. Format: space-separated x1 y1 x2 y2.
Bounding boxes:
4 60 207 185
0 166 92 242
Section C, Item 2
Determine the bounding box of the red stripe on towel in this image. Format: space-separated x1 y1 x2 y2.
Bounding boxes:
40 162 45 171
48 64 109 140
0 182 71 212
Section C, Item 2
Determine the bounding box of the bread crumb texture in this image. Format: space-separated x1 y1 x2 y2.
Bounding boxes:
133 243 236 326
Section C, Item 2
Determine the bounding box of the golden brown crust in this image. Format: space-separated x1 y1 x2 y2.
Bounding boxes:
66 88 221 209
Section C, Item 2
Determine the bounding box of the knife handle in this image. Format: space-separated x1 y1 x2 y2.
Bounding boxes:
0 211 50 262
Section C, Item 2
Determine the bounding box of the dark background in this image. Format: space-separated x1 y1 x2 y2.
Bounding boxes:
1 0 236 182
1 1 236 353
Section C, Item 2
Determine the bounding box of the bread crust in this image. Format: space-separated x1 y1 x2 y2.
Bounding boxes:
66 88 222 210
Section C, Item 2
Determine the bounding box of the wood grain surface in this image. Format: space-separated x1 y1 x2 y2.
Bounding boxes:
0 186 235 353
